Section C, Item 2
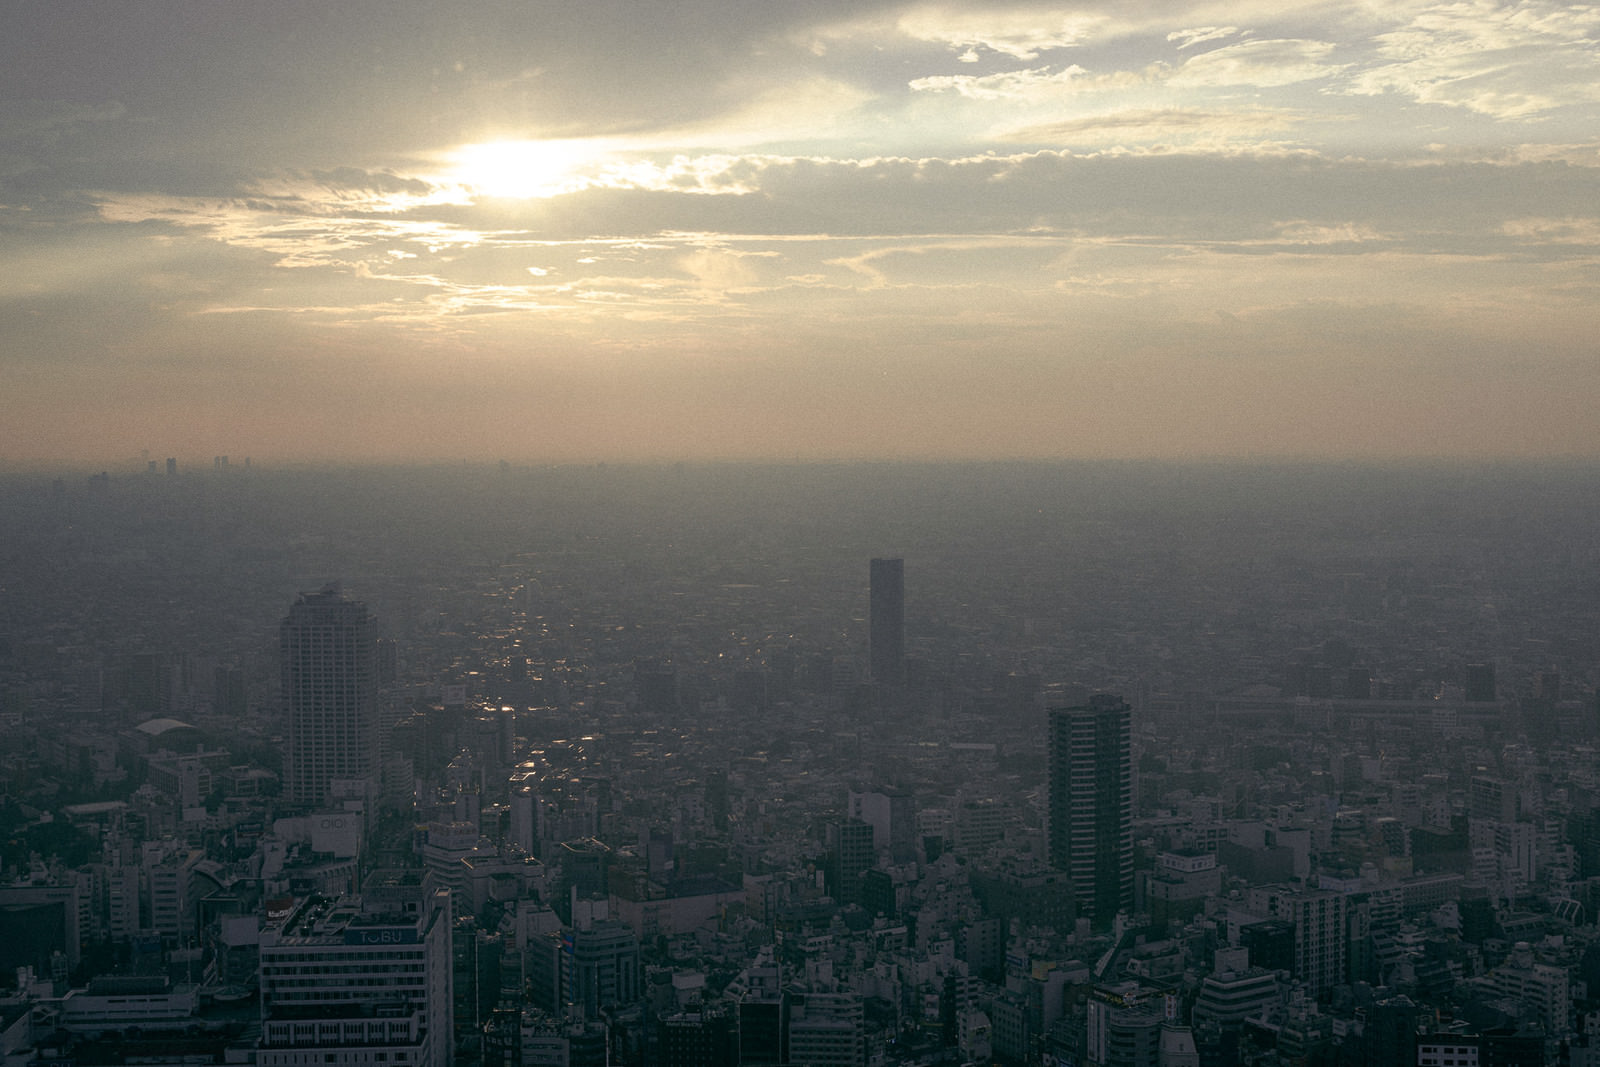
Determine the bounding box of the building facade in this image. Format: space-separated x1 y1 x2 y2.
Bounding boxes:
1048 695 1133 927
281 586 379 808
257 879 453 1067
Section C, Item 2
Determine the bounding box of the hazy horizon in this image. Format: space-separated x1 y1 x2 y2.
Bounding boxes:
13 454 1600 480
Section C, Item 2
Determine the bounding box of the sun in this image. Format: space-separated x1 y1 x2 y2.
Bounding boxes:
448 139 607 199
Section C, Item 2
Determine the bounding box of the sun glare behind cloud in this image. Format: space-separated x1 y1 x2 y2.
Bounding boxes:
447 139 609 199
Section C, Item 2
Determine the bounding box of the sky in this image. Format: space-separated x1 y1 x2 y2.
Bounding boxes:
3 0 1599 468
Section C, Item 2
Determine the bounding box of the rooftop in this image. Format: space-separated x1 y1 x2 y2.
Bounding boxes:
134 717 198 736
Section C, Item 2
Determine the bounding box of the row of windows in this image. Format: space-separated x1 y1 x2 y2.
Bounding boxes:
269 981 426 996
264 962 425 973
264 951 425 963
273 1025 416 1036
261 1049 414 1064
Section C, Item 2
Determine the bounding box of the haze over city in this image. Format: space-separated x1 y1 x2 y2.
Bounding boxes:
5 459 1600 1065
5 0 1600 466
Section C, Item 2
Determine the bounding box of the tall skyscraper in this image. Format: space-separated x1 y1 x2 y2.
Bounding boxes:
869 557 905 687
1048 694 1132 928
281 585 378 808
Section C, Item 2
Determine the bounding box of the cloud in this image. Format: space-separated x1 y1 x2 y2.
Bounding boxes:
244 170 460 214
1269 220 1387 246
1417 139 1600 166
909 65 1097 101
815 0 1351 60
901 36 1345 139
1168 37 1345 88
1168 26 1240 49
894 5 1107 59
679 248 764 292
590 155 763 195
90 148 1600 262
67 145 1600 349
1002 107 1305 148
1348 1 1600 118
94 191 487 270
1501 216 1600 245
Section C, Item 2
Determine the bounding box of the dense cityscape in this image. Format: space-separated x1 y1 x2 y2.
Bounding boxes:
3 460 1600 1067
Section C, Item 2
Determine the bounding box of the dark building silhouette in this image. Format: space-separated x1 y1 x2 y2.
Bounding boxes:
555 839 613 921
1240 919 1296 972
0 882 78 976
1047 695 1132 928
738 996 786 1065
1356 995 1419 1066
281 585 378 808
970 867 1075 933
869 557 905 687
860 869 897 919
828 818 875 907
735 949 786 1065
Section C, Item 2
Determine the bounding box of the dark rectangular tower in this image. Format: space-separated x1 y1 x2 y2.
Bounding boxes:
869 557 905 687
1048 695 1132 929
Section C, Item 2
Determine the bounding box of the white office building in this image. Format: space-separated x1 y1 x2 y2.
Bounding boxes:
258 877 453 1067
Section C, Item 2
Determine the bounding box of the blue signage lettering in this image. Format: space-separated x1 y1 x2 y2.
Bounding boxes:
343 927 418 945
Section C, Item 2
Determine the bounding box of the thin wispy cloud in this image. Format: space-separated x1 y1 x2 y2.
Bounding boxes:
894 5 1108 59
1168 38 1345 88
1349 0 1600 118
1168 27 1240 49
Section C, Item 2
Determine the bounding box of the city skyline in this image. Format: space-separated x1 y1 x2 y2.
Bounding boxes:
4 1 1600 466
4 461 1600 1063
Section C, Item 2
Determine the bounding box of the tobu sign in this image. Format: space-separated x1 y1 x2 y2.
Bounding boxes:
344 927 418 945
